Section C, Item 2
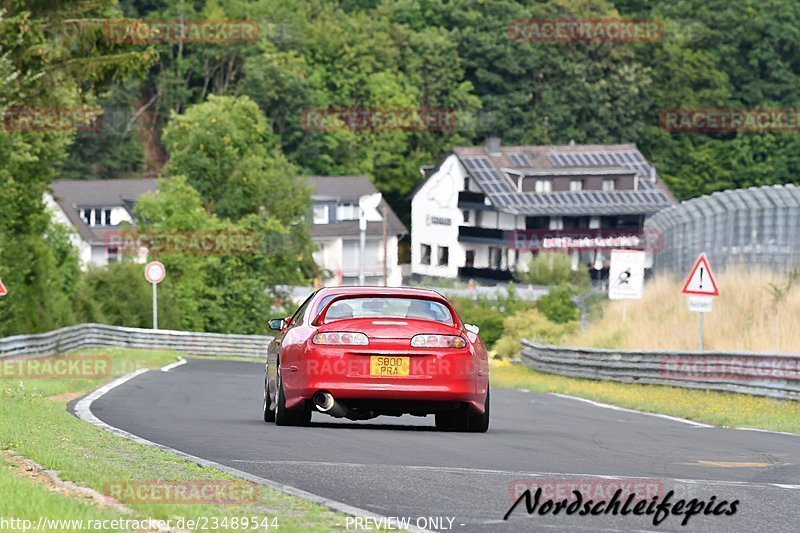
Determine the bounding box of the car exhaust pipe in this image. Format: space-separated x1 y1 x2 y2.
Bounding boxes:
313 391 348 418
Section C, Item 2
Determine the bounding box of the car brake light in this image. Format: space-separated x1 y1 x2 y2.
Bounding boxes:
410 334 467 349
312 332 369 345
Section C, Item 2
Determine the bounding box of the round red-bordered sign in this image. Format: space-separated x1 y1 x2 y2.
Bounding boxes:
144 261 166 284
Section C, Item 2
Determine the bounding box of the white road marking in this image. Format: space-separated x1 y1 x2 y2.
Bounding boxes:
549 393 713 428
733 427 800 437
550 393 800 437
160 358 187 372
227 460 800 491
74 367 433 533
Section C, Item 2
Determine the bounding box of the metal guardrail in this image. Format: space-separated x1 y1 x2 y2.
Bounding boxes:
520 340 800 401
0 324 271 359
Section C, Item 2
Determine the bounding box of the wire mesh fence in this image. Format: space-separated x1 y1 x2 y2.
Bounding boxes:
645 184 800 274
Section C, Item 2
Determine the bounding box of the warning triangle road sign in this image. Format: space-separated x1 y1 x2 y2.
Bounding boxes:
682 252 719 296
0 277 6 296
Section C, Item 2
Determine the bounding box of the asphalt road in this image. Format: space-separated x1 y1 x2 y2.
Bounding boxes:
84 359 800 532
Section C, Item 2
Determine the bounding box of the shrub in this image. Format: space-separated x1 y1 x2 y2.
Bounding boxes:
494 308 579 358
77 262 185 330
520 253 590 289
537 285 580 324
450 287 534 347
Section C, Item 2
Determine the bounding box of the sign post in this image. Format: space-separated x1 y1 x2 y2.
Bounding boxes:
357 192 382 286
608 249 646 322
144 261 166 330
681 252 719 350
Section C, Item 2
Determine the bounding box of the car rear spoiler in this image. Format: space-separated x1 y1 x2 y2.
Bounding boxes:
312 292 460 327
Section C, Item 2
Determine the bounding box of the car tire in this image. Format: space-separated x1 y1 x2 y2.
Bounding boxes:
437 386 490 433
274 363 309 427
434 411 456 430
263 378 275 422
467 385 490 433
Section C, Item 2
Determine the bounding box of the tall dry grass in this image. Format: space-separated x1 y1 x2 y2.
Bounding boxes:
566 268 800 352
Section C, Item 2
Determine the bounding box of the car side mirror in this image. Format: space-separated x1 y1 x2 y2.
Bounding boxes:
464 323 480 335
268 318 284 331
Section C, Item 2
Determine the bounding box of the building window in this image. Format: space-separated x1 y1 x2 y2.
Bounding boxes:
570 179 583 192
437 246 449 266
420 244 431 265
337 203 358 221
535 179 552 193
489 247 503 269
462 210 471 223
465 250 475 268
464 177 470 191
81 208 113 226
312 205 329 224
602 179 616 191
549 216 564 230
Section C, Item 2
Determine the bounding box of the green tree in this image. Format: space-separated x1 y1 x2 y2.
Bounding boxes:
0 1 154 335
162 94 310 222
132 175 315 333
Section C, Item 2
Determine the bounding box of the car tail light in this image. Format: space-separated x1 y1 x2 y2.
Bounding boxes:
410 334 467 349
312 332 369 345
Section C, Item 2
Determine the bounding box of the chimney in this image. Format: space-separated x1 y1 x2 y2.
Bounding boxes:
485 137 501 156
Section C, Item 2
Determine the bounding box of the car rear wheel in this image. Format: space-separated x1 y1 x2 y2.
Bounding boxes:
263 378 275 422
435 386 490 433
275 363 310 426
467 385 490 433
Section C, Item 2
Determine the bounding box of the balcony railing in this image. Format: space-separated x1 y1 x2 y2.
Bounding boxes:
457 266 514 281
457 190 487 206
457 225 507 242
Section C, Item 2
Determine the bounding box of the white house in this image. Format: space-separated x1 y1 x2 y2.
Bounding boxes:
409 138 676 282
46 178 158 267
310 176 407 286
47 176 408 284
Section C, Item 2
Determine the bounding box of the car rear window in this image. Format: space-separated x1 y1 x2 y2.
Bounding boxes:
323 297 453 324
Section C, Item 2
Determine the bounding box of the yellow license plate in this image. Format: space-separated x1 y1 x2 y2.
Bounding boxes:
369 356 410 377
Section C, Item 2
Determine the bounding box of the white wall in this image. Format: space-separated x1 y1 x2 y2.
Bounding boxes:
44 193 96 268
314 235 402 287
411 154 465 278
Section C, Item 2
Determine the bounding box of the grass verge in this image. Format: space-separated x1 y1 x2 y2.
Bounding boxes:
490 360 800 434
0 348 344 532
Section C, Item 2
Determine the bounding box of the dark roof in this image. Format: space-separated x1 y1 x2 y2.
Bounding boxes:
49 178 158 243
309 176 407 238
309 176 381 202
415 142 676 216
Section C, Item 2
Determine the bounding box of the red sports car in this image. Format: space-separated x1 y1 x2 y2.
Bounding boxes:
263 287 490 432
